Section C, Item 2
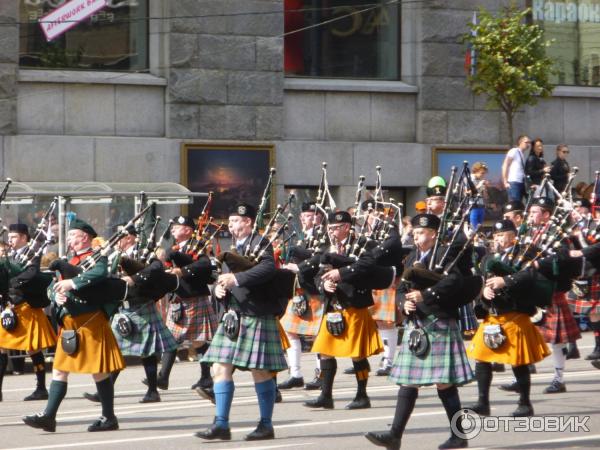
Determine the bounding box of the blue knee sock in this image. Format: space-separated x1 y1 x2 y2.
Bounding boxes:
214 381 234 429
254 379 276 427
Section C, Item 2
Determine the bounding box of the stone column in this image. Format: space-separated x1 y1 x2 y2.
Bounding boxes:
0 1 17 135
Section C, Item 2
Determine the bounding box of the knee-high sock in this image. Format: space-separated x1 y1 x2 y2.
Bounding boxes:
110 371 120 385
315 353 321 371
44 380 67 419
255 379 276 427
214 381 235 429
552 343 566 382
591 320 600 350
391 386 418 439
142 356 158 392
512 365 531 406
475 362 492 405
319 358 337 399
30 352 46 390
379 328 398 366
352 358 370 399
96 377 116 420
438 385 463 437
286 336 302 378
159 350 177 380
197 343 212 380
0 353 8 394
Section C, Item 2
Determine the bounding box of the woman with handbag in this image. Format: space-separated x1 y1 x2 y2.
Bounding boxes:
22 219 126 433
466 219 550 418
365 214 473 450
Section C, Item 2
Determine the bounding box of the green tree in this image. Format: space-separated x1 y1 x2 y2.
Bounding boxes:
463 6 556 145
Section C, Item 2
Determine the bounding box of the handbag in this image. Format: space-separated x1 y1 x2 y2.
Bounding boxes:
169 301 183 324
291 293 308 317
223 308 240 340
1 307 17 331
61 329 79 355
483 324 506 349
326 311 345 336
115 312 135 338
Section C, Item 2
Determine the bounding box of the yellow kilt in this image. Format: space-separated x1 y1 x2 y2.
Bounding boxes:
311 306 383 358
0 303 57 352
277 319 291 351
467 312 550 366
54 312 126 374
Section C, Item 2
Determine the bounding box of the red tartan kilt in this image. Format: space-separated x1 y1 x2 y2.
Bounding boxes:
370 285 397 323
279 291 324 337
538 292 582 344
567 297 600 316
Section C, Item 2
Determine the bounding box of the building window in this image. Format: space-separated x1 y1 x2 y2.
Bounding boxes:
19 0 148 71
284 0 400 79
531 0 600 86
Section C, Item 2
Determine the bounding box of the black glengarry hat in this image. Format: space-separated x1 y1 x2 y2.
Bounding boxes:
327 211 352 224
301 202 317 213
410 213 440 230
172 216 196 228
493 219 517 234
229 203 256 220
8 223 30 237
69 218 97 238
530 197 555 211
503 201 525 214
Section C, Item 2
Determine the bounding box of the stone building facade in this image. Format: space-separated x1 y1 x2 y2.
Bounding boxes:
1 0 600 212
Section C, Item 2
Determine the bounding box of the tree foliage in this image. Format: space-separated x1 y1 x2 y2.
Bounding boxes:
463 6 556 145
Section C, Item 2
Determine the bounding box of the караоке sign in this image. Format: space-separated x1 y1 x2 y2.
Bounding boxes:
39 0 107 41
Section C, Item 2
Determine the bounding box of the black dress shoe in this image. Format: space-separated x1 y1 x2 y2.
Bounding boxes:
498 381 519 392
83 392 101 403
303 395 334 409
491 363 505 372
304 373 322 391
512 403 534 417
438 435 468 449
191 376 214 390
22 413 56 432
345 396 371 410
566 344 580 360
24 388 49 401
466 401 490 416
364 431 401 450
244 422 275 441
376 366 391 377
139 390 161 403
585 349 600 360
277 376 304 389
88 416 119 432
343 366 356 375
275 388 282 403
195 424 231 440
543 380 566 394
142 377 168 390
592 360 600 370
195 386 215 404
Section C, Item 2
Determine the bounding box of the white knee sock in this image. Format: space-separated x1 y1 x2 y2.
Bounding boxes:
287 337 302 378
379 327 398 367
552 343 566 383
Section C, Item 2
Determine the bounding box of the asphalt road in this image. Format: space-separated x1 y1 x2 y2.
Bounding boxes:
0 332 598 450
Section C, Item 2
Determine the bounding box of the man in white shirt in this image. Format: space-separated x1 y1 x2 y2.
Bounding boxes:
502 135 531 202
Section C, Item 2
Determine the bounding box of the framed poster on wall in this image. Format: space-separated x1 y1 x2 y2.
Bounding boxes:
432 147 507 222
181 143 275 221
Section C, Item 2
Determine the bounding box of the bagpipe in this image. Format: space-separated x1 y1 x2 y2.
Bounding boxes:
215 169 297 310
46 205 156 308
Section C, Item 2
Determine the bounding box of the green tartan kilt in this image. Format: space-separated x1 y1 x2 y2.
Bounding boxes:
202 314 288 372
389 316 473 386
112 302 178 358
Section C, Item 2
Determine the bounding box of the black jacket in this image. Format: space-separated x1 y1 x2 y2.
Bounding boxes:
525 152 546 186
550 158 570 193
225 234 279 316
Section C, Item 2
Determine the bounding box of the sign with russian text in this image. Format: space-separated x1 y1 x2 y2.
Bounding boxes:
39 0 107 41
